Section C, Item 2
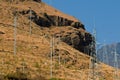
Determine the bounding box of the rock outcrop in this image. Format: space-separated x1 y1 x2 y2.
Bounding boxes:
33 0 41 2
19 10 85 30
51 26 93 55
18 9 92 55
0 0 92 56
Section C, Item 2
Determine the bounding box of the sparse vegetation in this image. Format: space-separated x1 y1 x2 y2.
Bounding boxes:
0 74 6 80
6 72 28 80
35 62 40 68
5 61 11 65
50 78 64 80
0 38 2 42
0 0 119 80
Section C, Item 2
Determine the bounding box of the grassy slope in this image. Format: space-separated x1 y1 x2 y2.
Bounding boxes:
0 1 120 80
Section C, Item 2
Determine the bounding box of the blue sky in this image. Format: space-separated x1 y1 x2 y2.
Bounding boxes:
42 0 120 44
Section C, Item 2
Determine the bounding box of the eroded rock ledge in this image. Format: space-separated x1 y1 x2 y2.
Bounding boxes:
19 10 85 30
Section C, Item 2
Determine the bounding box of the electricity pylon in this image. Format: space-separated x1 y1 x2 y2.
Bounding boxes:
88 26 98 80
92 27 97 80
50 34 56 78
103 41 109 65
29 7 32 35
114 44 119 80
50 35 53 78
58 36 61 65
13 11 18 55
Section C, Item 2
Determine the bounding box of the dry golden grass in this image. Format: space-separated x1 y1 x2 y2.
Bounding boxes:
0 1 120 80
0 24 120 80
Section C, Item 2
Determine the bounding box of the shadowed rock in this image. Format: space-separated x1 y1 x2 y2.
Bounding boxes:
18 10 85 30
53 27 93 55
0 31 5 34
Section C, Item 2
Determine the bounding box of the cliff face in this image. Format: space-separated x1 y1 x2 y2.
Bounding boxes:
19 10 85 29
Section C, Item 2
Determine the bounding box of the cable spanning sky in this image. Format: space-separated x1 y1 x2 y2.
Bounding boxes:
43 0 120 44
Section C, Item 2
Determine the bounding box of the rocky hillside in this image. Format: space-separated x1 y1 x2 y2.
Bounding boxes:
0 0 119 80
0 0 93 55
97 42 120 68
